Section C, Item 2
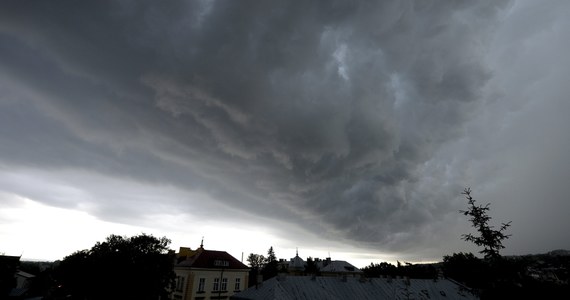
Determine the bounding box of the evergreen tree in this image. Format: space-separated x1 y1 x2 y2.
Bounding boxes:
263 247 278 280
460 188 511 259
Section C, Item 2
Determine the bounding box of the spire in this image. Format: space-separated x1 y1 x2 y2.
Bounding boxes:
200 236 204 249
296 247 298 257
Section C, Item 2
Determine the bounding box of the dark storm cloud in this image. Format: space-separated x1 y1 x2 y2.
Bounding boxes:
7 0 569 260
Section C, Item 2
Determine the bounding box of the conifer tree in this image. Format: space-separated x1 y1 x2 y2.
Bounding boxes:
460 188 511 259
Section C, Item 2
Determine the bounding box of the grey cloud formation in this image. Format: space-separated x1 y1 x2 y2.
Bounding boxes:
1 0 569 261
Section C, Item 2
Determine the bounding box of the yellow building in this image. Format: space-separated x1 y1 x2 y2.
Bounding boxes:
171 244 249 300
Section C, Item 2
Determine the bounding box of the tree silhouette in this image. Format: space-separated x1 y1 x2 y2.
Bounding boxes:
460 188 511 259
304 257 320 275
246 253 265 269
263 247 278 280
56 234 175 300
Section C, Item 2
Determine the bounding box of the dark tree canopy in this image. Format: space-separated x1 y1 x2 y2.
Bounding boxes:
442 252 489 288
263 246 278 280
362 261 436 279
56 234 175 300
304 257 320 275
460 188 511 260
246 253 265 269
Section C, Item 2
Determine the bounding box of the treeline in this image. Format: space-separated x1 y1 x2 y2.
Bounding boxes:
6 234 176 300
442 252 570 299
362 261 437 279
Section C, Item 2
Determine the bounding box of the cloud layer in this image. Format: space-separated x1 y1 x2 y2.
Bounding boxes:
1 0 569 261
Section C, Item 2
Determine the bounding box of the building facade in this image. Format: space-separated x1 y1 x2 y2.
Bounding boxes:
171 245 249 300
277 251 362 277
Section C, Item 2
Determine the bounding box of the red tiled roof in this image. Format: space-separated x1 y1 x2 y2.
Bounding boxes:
176 249 248 269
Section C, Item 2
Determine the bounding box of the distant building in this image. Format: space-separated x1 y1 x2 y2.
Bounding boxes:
232 275 478 300
277 250 362 277
10 270 35 298
316 258 362 277
277 250 306 275
171 242 249 300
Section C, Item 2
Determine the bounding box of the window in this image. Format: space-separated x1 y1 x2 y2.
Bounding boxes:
214 259 230 267
213 277 220 291
175 276 185 292
234 278 241 291
221 278 228 291
198 278 205 292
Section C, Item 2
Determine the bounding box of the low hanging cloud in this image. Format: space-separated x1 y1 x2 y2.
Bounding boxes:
2 0 570 260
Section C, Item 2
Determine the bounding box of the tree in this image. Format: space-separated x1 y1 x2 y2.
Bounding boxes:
443 252 488 288
263 247 278 280
304 257 320 275
246 253 265 269
246 253 265 288
56 234 175 300
266 247 277 264
460 188 511 260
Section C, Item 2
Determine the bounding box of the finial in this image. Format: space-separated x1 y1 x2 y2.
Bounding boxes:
296 247 298 257
200 236 204 249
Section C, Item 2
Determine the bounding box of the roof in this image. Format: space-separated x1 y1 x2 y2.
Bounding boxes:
16 270 36 278
176 249 248 270
317 260 362 274
0 255 20 266
231 276 478 300
289 255 305 270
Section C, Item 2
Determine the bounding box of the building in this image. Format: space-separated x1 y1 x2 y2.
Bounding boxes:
171 243 249 300
277 250 306 275
231 275 478 300
316 258 363 277
10 270 35 298
277 251 362 277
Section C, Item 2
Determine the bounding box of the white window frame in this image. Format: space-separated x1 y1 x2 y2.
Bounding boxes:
197 278 205 292
234 278 241 291
175 276 185 292
221 277 228 291
213 277 220 291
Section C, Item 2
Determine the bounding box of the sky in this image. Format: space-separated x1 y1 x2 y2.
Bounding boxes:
1 0 570 267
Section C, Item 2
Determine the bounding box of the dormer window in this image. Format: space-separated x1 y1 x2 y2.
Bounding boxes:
214 259 230 267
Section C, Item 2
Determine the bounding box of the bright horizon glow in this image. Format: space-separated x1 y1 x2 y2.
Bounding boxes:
0 196 398 268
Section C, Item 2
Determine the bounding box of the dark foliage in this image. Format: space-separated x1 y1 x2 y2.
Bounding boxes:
55 234 175 300
443 252 570 299
263 247 278 280
460 188 511 260
304 257 320 275
246 253 265 269
362 261 437 279
362 262 398 278
246 253 264 288
443 252 489 289
0 256 19 299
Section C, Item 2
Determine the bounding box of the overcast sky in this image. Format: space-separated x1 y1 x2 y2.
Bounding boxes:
1 0 569 266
